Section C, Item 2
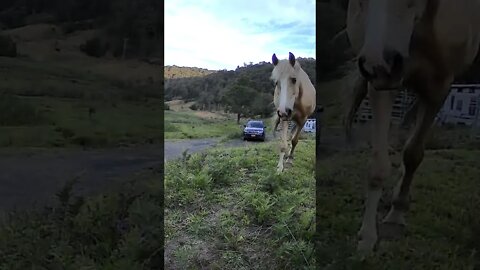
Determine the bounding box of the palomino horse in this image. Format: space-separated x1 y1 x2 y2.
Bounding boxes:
271 52 316 173
344 0 480 255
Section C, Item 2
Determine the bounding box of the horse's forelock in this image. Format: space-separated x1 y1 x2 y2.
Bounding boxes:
271 60 299 81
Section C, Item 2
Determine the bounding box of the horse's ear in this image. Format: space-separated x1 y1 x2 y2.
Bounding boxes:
289 52 295 67
272 54 278 66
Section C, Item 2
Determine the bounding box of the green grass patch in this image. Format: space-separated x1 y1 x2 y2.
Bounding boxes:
165 139 316 269
315 148 480 269
164 110 242 140
0 96 163 148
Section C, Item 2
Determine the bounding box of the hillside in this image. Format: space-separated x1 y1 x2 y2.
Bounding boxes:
0 9 163 148
164 58 317 117
164 66 216 79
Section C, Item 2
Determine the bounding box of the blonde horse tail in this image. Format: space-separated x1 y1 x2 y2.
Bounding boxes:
344 71 368 144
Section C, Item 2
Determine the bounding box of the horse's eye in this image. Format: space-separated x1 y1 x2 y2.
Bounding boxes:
291 78 296 84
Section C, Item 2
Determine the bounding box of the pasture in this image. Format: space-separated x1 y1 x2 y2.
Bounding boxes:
0 56 162 148
164 123 480 269
164 110 241 140
316 145 480 269
164 139 316 269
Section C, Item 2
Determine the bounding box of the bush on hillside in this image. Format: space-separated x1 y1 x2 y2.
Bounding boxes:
80 37 107 58
0 93 42 126
0 35 17 57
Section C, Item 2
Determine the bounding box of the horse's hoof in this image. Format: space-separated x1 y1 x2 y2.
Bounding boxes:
276 165 284 173
284 160 293 168
356 239 375 259
379 222 406 240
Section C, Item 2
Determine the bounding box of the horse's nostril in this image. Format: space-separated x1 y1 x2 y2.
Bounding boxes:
391 52 404 74
277 110 281 117
359 56 366 66
286 109 292 116
358 56 376 80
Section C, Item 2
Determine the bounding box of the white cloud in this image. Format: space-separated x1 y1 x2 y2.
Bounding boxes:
165 0 315 70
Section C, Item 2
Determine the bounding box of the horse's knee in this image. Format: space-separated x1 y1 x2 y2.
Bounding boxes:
369 152 391 189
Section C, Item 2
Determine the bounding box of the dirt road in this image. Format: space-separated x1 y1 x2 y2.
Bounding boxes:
0 146 162 211
0 127 363 212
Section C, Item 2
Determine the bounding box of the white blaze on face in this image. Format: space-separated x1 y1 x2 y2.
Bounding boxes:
272 61 297 118
278 78 289 115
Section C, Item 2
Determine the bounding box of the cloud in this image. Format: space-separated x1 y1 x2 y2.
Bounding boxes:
165 0 315 70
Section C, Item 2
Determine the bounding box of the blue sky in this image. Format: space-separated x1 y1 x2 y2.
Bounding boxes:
165 0 315 70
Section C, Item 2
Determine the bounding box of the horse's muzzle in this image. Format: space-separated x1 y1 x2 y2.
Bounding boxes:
277 108 292 120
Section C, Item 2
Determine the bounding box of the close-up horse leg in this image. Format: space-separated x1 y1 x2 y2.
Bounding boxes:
345 71 368 143
357 86 394 255
272 114 280 138
277 120 289 173
382 81 452 238
286 118 304 167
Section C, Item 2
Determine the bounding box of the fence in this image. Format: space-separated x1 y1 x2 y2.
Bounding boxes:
354 89 416 124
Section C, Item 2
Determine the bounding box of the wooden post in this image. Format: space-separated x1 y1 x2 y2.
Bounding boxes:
472 94 480 137
122 38 129 60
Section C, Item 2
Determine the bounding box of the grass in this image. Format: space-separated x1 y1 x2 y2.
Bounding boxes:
0 95 163 148
165 110 254 140
165 139 316 269
0 168 164 269
315 146 480 269
0 54 163 148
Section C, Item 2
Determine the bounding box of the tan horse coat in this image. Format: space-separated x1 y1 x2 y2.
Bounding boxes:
344 0 480 255
271 53 316 173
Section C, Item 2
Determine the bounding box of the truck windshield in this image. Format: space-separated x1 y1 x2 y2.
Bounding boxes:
247 122 263 128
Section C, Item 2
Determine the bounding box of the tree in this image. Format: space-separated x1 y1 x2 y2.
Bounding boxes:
223 84 257 123
250 92 274 118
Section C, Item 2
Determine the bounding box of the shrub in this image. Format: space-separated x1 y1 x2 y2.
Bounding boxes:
0 93 41 126
189 103 198 111
0 35 17 57
80 37 107 58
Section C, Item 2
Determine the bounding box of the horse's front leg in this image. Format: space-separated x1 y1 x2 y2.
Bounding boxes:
272 114 280 138
285 119 304 168
357 87 394 256
276 120 289 173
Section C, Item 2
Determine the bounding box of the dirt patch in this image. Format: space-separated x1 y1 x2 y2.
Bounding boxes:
166 100 196 112
193 111 229 120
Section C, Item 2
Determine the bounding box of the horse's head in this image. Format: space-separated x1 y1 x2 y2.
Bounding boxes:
271 52 301 120
347 0 429 90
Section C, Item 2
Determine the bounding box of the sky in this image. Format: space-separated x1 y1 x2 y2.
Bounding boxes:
165 0 315 70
